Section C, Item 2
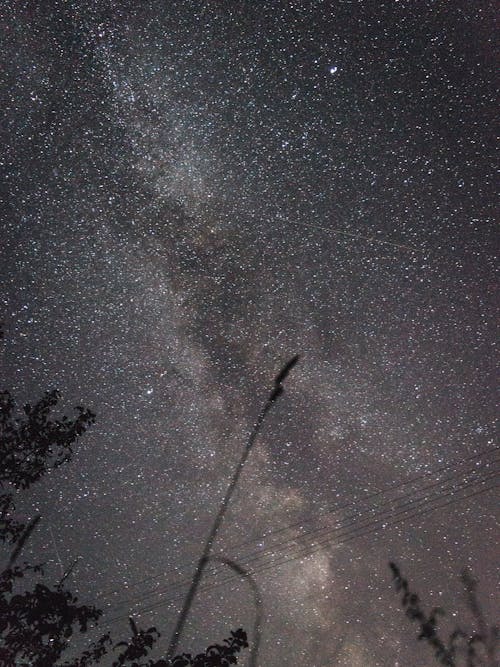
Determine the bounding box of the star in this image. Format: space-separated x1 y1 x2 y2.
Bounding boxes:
1 3 496 666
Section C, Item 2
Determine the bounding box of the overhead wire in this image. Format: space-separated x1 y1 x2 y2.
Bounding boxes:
96 461 499 625
44 440 496 530
221 446 499 554
95 445 498 598
99 478 498 628
98 461 499 613
99 464 499 614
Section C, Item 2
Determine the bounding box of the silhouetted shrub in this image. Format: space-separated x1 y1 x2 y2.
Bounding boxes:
390 562 498 666
0 378 247 666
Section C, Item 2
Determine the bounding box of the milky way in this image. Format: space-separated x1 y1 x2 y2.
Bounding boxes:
1 2 498 665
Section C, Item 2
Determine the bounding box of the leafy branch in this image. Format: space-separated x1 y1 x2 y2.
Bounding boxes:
390 562 498 667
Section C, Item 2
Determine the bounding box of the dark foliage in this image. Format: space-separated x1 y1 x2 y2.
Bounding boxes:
0 388 110 667
58 632 113 667
111 619 248 667
0 388 93 547
169 628 248 667
0 388 95 490
0 562 109 667
0 493 25 544
112 618 161 666
390 562 498 667
0 378 247 666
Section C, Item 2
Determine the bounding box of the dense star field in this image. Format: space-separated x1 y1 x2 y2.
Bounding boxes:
1 1 498 665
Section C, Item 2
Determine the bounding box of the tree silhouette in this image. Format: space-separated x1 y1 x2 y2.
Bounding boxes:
0 338 247 666
0 388 96 490
110 619 248 667
0 385 113 666
0 388 95 547
390 562 498 667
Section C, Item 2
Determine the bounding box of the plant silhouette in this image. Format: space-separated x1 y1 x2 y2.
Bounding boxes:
167 355 299 659
390 562 498 667
111 619 248 667
0 384 109 667
0 388 96 490
0 330 248 666
207 557 262 667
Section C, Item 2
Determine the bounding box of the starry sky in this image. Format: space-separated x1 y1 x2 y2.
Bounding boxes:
1 1 498 665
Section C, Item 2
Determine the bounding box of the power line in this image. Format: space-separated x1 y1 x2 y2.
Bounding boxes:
223 476 498 587
100 479 498 628
94 446 498 599
98 466 498 624
104 461 499 614
99 465 499 613
195 482 499 607
223 448 498 556
43 441 496 529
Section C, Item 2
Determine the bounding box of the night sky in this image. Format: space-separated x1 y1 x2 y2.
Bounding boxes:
1 2 498 665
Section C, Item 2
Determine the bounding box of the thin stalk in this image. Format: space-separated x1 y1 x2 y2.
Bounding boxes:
6 514 41 570
166 355 299 661
209 556 262 667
